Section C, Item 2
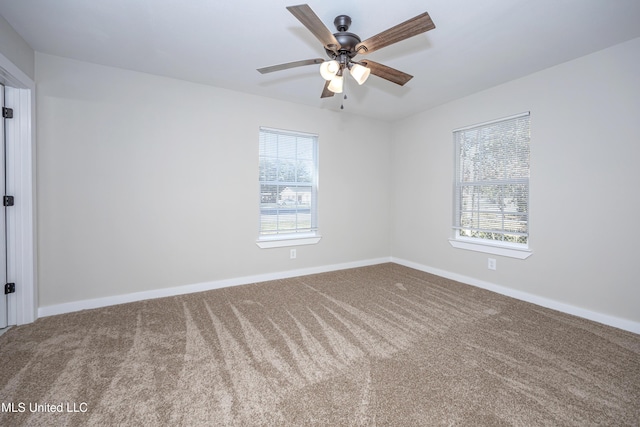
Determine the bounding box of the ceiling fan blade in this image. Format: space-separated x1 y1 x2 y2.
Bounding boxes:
360 60 413 86
320 80 335 98
257 58 325 74
356 12 435 55
287 4 341 53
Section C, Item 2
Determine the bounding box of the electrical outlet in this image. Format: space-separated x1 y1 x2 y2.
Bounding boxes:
290 249 297 259
488 258 496 270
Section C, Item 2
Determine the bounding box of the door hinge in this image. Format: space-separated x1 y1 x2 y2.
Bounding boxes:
3 195 14 207
4 283 15 294
1 107 12 119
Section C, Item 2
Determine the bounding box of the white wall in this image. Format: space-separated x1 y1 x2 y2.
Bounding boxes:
35 37 640 329
391 37 640 324
36 53 391 308
0 14 34 80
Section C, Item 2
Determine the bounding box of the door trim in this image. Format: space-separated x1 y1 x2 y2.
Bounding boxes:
0 51 36 325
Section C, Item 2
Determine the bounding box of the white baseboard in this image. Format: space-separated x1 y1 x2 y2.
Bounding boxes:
37 257 392 318
391 257 640 335
37 256 640 335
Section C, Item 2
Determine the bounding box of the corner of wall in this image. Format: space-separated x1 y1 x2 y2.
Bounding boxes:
0 14 35 81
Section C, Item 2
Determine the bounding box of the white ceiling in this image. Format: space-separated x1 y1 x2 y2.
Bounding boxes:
1 0 639 121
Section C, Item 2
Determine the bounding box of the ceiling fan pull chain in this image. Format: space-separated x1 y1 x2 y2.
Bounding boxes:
341 93 348 110
341 75 348 110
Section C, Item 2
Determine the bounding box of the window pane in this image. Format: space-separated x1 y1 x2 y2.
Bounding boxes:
260 184 278 204
278 138 296 159
297 138 314 160
277 159 296 182
296 160 314 183
259 158 277 182
259 133 278 157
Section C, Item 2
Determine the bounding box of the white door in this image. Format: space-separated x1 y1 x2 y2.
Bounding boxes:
0 84 7 329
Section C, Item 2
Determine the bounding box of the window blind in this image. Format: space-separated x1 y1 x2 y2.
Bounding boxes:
453 113 530 245
259 127 318 237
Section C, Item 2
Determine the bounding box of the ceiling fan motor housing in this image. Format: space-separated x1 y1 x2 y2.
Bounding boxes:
334 15 351 31
327 15 361 59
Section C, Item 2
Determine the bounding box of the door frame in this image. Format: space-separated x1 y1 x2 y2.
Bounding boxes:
0 51 36 325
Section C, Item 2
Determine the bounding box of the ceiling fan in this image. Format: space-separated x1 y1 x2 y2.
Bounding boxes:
257 4 435 98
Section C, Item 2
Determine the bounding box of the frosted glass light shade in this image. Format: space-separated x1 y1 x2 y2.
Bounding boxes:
319 60 340 80
350 63 371 85
327 75 344 93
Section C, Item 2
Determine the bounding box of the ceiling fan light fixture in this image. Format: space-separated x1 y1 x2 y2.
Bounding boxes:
319 60 340 80
327 74 344 93
350 63 371 85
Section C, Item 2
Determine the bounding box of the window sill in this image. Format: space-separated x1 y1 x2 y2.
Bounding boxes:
256 234 322 249
449 238 532 259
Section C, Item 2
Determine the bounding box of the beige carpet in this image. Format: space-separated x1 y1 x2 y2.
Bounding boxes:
1 263 639 426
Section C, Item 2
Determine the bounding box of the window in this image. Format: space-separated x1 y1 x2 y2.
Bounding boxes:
257 127 320 248
451 112 531 258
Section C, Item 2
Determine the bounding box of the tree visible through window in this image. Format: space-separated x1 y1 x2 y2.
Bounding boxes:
453 113 530 246
259 127 318 238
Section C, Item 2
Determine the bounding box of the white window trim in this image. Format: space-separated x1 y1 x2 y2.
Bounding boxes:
449 237 532 259
256 233 322 249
